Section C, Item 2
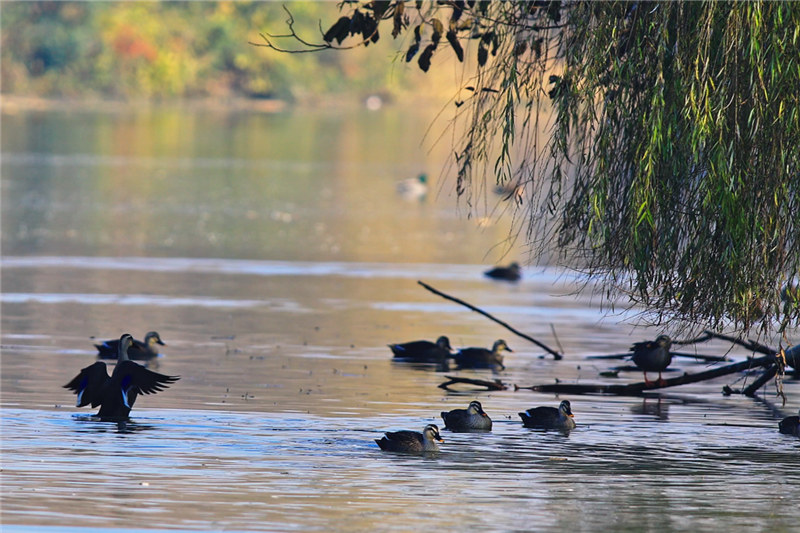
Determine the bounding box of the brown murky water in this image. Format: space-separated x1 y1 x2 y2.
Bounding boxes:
2 106 798 532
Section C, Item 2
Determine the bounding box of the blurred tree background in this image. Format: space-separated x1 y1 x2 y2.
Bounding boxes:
0 1 448 102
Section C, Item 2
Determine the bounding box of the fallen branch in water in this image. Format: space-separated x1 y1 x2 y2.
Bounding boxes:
438 375 507 392
585 351 729 362
417 280 563 360
704 330 776 355
515 352 784 397
671 332 715 345
741 364 779 398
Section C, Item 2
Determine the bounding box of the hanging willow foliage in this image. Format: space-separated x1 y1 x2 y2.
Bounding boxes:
257 1 800 335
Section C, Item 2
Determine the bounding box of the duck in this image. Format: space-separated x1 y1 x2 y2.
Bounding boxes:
519 400 576 430
388 335 453 362
779 409 800 437
396 173 428 201
454 339 512 370
95 331 165 363
375 423 443 453
483 262 521 282
65 333 179 420
441 400 492 432
630 335 673 386
493 182 525 205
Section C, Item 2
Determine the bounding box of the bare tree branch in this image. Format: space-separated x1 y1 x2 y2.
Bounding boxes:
417 280 562 359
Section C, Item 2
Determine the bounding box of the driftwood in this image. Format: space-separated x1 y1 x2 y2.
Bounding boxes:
703 330 776 355
417 280 563 360
741 364 779 397
515 351 787 397
438 375 507 392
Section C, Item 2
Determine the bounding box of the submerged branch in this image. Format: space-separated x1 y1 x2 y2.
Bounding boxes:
516 352 783 397
417 280 562 359
585 351 729 363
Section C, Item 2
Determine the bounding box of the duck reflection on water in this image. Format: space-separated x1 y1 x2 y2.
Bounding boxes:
630 397 670 421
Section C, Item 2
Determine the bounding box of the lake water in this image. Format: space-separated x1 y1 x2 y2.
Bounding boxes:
1 104 798 532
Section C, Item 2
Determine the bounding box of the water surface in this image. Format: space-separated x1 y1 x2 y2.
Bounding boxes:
2 106 798 532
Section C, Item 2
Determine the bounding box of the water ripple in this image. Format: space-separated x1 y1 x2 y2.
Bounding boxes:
0 255 566 283
0 292 302 310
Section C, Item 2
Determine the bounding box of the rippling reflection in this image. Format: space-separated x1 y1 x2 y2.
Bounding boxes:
2 405 798 532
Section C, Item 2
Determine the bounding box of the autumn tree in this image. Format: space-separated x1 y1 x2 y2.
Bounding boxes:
256 1 800 337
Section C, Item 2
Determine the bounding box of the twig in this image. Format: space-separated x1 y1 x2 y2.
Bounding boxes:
417 280 562 359
249 5 375 53
438 375 507 392
550 323 565 355
672 332 714 345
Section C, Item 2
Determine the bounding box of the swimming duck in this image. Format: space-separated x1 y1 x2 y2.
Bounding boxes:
396 173 428 201
375 423 443 453
779 409 800 437
65 334 179 420
441 400 492 432
389 336 453 362
454 339 512 370
630 335 673 386
483 262 521 282
493 182 525 205
519 400 576 430
95 331 165 363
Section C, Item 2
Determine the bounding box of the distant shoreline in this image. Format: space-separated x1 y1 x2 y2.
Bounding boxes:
0 94 290 114
0 92 432 114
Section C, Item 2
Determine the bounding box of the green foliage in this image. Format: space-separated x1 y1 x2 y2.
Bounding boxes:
0 1 411 100
288 1 800 335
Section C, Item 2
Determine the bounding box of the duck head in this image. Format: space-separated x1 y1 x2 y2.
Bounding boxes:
117 334 134 362
423 424 444 443
435 336 453 351
467 400 489 418
145 331 166 348
492 339 513 353
654 335 672 350
559 400 574 418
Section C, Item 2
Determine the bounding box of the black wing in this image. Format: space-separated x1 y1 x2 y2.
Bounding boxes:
630 340 657 352
115 361 179 396
63 361 110 407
